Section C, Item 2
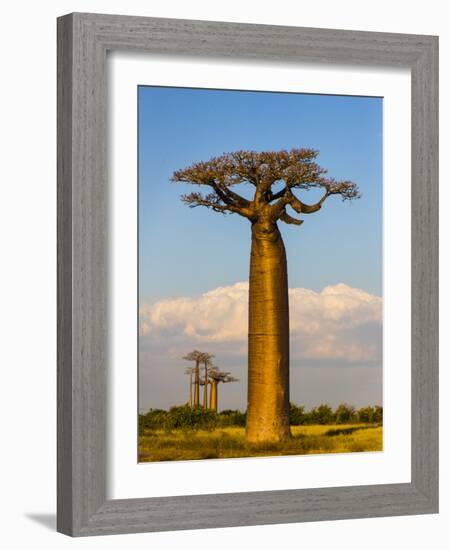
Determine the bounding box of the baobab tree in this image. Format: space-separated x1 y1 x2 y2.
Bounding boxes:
207 369 239 412
197 362 217 409
201 352 215 409
173 149 359 443
184 366 195 408
183 350 204 408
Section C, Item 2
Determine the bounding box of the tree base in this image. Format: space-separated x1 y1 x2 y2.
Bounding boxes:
245 425 292 445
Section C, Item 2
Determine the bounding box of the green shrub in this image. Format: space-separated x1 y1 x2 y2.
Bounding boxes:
309 404 334 425
373 406 383 423
139 409 169 431
290 403 307 425
358 405 383 423
139 406 218 432
218 409 246 427
335 403 356 424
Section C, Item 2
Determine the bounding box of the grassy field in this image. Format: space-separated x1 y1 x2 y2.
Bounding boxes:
139 423 382 462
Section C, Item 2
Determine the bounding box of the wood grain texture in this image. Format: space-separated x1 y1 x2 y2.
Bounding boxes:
57 12 439 537
410 36 439 506
57 13 74 535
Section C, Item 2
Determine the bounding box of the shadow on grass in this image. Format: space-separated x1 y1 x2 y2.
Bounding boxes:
324 424 381 437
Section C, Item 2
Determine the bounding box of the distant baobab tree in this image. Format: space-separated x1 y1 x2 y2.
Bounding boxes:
199 364 219 410
183 350 215 408
207 369 239 412
184 366 195 408
183 350 205 408
201 352 215 409
173 149 359 442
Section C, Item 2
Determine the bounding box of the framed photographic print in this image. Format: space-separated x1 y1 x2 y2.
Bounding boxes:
137 85 383 464
57 12 438 536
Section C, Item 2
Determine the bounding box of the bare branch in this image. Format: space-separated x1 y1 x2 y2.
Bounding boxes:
272 176 359 220
210 182 250 209
223 375 239 384
279 211 304 226
181 192 229 213
268 187 288 202
272 189 329 217
181 191 253 218
291 190 329 214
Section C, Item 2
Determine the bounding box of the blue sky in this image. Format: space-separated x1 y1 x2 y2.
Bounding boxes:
139 86 382 301
138 86 383 412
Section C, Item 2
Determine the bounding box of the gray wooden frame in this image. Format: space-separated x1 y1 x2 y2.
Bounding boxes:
57 12 438 537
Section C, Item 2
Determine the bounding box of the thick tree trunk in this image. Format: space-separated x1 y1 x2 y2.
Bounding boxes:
203 363 208 409
246 223 290 443
210 382 218 412
188 373 193 408
194 361 200 407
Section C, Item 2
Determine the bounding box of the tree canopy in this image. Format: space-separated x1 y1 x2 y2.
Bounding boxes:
172 148 360 227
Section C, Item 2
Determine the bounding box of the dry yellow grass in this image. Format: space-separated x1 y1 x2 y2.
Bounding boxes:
139 423 382 462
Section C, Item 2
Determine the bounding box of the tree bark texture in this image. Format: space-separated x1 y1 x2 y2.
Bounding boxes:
189 373 192 408
246 223 291 443
203 363 208 409
210 382 218 412
194 360 200 408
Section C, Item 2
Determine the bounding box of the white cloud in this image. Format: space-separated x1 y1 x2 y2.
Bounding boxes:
139 282 382 363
